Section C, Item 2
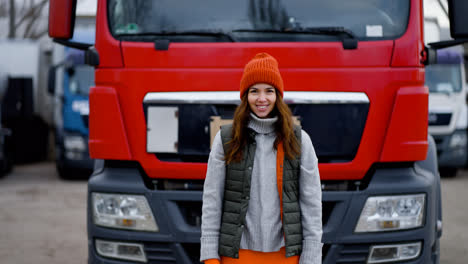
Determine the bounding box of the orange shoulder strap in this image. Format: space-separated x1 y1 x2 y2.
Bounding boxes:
276 141 284 222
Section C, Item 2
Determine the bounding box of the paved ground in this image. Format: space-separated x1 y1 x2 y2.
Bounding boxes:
439 170 468 263
0 163 87 264
0 162 466 263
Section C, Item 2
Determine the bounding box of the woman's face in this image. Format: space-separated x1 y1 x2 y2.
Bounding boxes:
248 83 276 118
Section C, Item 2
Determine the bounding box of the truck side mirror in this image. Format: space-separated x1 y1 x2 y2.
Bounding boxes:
48 0 76 39
448 0 468 38
48 66 56 96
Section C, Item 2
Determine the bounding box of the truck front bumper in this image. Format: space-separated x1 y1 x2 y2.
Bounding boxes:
58 132 94 171
87 163 440 264
320 165 439 264
62 155 94 171
433 130 467 168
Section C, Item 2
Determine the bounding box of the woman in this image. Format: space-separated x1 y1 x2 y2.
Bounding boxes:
200 53 322 264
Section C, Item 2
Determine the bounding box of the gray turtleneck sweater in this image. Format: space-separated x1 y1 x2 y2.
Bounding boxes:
201 114 323 264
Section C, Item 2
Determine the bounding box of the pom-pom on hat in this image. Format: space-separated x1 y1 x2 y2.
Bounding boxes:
240 52 284 98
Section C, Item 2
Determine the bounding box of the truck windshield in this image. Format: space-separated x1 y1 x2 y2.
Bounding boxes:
68 66 94 96
108 0 409 42
425 64 462 94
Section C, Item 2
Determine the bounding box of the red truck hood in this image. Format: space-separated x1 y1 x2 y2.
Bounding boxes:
121 41 393 68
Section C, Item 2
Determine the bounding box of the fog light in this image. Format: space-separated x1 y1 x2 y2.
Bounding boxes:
96 239 147 263
368 242 421 263
65 150 84 160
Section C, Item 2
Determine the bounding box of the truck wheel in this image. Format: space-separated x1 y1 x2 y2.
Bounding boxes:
439 168 457 178
56 164 73 180
55 143 74 180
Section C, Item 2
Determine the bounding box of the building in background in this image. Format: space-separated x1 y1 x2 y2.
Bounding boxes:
0 0 96 168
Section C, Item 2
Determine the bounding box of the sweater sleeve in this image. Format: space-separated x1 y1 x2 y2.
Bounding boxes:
200 131 226 262
298 130 323 264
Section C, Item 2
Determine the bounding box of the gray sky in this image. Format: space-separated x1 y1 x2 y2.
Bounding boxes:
424 0 449 27
77 0 97 16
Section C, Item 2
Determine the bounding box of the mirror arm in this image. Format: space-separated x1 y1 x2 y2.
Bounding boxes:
428 39 468 50
53 38 92 51
422 46 438 65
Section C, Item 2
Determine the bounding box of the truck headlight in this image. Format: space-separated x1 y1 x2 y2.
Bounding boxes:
92 193 158 232
449 130 467 148
355 194 425 233
64 135 86 151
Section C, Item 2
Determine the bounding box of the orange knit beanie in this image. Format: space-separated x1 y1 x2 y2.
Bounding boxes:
240 53 284 98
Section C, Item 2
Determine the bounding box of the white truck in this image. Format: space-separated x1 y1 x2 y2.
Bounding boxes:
425 19 468 177
0 39 52 163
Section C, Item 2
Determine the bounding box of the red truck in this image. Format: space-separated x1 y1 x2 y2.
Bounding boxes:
49 0 468 263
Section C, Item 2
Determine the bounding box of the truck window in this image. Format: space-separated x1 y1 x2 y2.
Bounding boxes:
108 0 409 42
425 64 462 93
68 66 94 95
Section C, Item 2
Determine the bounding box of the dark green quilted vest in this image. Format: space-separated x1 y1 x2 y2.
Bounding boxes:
218 124 302 258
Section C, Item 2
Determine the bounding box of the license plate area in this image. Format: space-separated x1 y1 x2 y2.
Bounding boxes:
147 106 179 153
143 91 369 163
145 104 237 162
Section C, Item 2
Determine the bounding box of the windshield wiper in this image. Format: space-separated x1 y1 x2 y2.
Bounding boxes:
232 27 358 49
118 30 237 43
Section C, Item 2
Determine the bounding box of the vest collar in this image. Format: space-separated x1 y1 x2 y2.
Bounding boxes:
248 113 277 134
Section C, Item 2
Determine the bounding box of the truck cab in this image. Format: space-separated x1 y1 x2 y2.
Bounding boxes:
427 48 467 177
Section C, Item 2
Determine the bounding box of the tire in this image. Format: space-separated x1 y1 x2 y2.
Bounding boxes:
439 168 457 178
56 163 72 179
55 144 74 180
56 157 92 180
55 144 92 180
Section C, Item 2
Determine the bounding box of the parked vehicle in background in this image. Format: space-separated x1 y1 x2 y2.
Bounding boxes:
427 48 467 177
0 40 51 164
0 72 12 176
49 29 95 179
49 0 468 263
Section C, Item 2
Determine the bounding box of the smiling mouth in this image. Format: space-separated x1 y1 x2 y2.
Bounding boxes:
256 105 269 110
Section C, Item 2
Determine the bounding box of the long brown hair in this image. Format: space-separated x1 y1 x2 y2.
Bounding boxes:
224 89 300 164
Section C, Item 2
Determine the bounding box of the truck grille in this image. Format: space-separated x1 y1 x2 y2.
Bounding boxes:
144 242 177 263
182 243 202 264
177 201 202 227
336 244 369 263
322 201 335 226
176 243 332 263
428 113 451 126
81 114 89 128
143 199 339 263
293 103 368 163
143 242 371 264
144 93 369 164
169 190 335 229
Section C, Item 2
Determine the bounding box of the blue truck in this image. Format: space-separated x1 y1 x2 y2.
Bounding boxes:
49 29 95 179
